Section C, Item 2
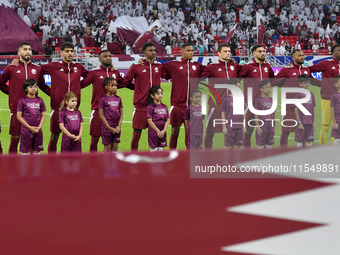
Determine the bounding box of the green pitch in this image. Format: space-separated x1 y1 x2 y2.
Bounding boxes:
0 82 332 154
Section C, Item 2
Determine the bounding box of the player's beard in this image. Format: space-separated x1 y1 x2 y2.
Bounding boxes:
102 60 112 68
22 55 31 62
295 59 304 65
257 56 265 62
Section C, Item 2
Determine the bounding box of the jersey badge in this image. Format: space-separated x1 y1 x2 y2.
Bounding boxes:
31 69 37 75
155 67 159 73
264 67 268 72
230 66 234 71
74 67 78 73
192 65 196 70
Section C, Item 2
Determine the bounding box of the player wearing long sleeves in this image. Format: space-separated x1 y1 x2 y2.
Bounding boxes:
272 49 321 147
41 42 88 153
162 44 205 149
309 44 340 145
200 44 242 149
80 50 133 152
238 44 275 148
122 42 164 151
0 42 51 154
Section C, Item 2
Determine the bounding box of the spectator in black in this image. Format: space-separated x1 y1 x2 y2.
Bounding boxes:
44 44 52 57
64 33 72 43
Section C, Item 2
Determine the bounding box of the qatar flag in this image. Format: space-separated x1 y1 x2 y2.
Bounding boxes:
0 0 44 53
256 12 266 44
109 16 164 55
223 23 237 44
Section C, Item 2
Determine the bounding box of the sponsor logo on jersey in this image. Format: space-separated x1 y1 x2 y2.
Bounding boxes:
31 69 37 75
304 71 308 74
332 66 336 69
154 108 167 115
292 72 297 75
16 70 21 73
107 101 119 106
142 69 147 72
179 66 183 69
27 103 40 108
99 75 104 79
253 69 257 72
60 68 64 72
67 115 79 121
218 68 222 71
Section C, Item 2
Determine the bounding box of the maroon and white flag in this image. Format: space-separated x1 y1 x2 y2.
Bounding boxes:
223 23 237 44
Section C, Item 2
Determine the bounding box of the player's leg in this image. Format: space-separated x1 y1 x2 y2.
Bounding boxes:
280 111 296 147
48 110 61 153
204 107 217 149
112 143 118 152
169 106 185 149
224 129 234 150
131 108 147 151
103 144 111 152
265 145 272 149
319 99 332 145
89 110 102 152
244 110 255 148
9 112 21 154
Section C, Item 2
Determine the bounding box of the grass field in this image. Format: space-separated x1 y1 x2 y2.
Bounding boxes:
0 82 333 154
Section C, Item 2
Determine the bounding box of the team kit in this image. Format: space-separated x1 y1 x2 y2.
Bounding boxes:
1 41 340 155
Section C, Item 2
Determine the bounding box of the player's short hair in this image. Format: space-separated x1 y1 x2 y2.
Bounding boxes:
23 78 37 94
181 43 192 50
99 50 111 58
218 44 231 52
142 42 156 52
291 49 302 57
228 78 240 85
259 79 271 88
18 41 31 50
298 74 311 83
103 77 116 88
60 42 74 51
334 75 340 84
251 44 263 53
331 44 340 53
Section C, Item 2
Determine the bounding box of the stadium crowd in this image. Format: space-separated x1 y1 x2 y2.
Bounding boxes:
6 0 340 56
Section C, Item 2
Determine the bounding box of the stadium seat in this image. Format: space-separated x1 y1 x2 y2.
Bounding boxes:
306 50 313 55
55 47 60 51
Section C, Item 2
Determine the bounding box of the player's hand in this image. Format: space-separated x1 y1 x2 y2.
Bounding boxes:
157 131 163 138
228 58 236 64
298 123 305 130
110 63 115 71
256 127 263 136
313 123 316 132
110 127 116 134
70 134 77 140
12 58 20 66
138 58 145 65
243 127 247 134
333 123 339 130
29 126 37 133
74 135 81 141
115 126 121 133
223 127 228 135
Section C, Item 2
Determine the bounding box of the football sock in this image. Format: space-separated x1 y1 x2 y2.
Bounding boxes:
157 147 163 151
90 136 100 152
265 145 272 149
334 139 340 146
258 146 264 149
48 140 57 153
306 142 312 147
8 137 19 154
297 142 303 147
204 133 214 149
280 131 289 147
169 134 178 149
131 131 141 151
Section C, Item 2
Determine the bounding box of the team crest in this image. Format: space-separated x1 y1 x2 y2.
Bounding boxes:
155 67 158 73
112 74 116 79
74 67 78 73
304 71 308 74
230 66 234 71
31 69 37 75
264 67 268 72
192 65 196 70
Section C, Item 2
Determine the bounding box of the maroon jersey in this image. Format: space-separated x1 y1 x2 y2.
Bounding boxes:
295 92 315 124
200 59 241 107
183 105 204 136
330 91 340 123
58 109 83 136
162 58 204 107
17 96 46 126
98 94 123 126
221 95 244 129
309 57 340 100
0 61 51 112
81 66 124 110
123 60 164 109
42 60 88 110
238 59 275 102
254 96 276 121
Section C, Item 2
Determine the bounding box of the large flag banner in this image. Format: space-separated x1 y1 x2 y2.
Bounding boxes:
223 22 237 44
109 16 164 55
0 0 44 53
256 12 266 44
